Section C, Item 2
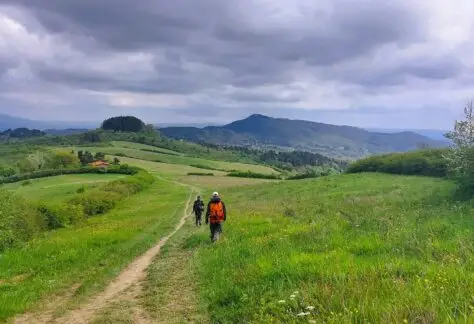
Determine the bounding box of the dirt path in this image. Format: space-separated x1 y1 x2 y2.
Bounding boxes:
14 188 196 324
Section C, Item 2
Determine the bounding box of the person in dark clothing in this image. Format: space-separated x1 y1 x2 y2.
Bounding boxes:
205 192 227 242
192 195 205 226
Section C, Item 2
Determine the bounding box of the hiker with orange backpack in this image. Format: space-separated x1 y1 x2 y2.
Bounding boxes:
205 192 227 242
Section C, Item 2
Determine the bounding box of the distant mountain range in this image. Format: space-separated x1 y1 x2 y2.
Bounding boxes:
160 114 448 159
0 114 96 131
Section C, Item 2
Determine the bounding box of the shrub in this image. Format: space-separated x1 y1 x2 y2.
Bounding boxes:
69 191 121 216
287 167 339 180
227 171 281 180
0 166 15 177
67 169 154 217
0 165 139 185
187 172 214 176
37 203 84 229
346 149 448 177
0 190 44 251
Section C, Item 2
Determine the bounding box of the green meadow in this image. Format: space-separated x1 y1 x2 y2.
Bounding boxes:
0 179 190 321
1 134 474 324
185 174 474 323
3 174 126 203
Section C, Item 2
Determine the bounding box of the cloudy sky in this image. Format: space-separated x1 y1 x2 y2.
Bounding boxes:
0 0 473 129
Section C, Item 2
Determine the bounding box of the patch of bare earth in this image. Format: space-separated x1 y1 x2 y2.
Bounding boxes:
13 190 195 324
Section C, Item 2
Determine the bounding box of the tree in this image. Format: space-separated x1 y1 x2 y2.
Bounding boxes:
444 100 474 195
101 116 145 132
78 150 94 165
28 151 47 170
94 152 105 161
48 151 80 169
113 157 121 165
81 131 102 143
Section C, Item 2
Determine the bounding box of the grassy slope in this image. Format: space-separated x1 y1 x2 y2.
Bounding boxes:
185 174 474 323
3 174 126 203
0 179 190 322
71 143 277 174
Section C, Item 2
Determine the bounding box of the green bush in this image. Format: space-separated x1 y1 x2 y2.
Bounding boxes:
68 170 154 217
0 190 44 251
0 165 140 185
287 167 339 180
227 171 281 180
0 166 15 177
346 149 448 177
69 191 121 216
187 172 214 176
37 203 84 229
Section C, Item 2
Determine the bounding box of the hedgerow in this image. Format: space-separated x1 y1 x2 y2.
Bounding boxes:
346 149 448 177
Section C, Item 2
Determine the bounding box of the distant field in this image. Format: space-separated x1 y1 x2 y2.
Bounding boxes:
71 142 277 174
114 156 227 177
3 174 126 203
110 141 183 155
185 174 474 323
178 175 278 190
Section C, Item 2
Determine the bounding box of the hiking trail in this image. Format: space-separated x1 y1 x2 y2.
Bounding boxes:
14 187 197 324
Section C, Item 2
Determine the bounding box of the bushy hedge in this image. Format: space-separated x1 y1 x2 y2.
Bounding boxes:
226 171 281 180
67 170 154 217
0 190 45 251
287 167 339 180
187 172 214 176
0 164 139 184
346 149 448 177
0 169 155 251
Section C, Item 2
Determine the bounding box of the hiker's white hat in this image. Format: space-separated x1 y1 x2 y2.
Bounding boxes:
212 191 219 197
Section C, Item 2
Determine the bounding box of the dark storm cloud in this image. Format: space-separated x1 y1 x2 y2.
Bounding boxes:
326 54 464 88
0 0 469 129
1 0 425 87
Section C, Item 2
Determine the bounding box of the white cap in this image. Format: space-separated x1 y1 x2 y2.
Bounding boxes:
212 191 219 197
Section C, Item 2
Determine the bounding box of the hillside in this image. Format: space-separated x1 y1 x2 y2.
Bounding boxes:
161 114 447 158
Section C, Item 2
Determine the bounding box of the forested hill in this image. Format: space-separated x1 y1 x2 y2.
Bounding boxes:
161 114 447 159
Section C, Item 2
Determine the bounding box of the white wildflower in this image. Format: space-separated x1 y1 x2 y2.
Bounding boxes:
290 294 296 299
297 312 308 316
309 320 317 323
306 306 315 311
293 291 299 294
278 300 286 304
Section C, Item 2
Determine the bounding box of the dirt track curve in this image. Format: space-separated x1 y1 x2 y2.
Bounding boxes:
14 188 196 324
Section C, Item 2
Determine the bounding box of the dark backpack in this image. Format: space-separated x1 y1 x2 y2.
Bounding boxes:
194 200 204 213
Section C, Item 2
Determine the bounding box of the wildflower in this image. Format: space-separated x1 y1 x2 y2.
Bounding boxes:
306 306 315 311
296 312 310 316
309 321 317 324
293 291 299 294
403 320 408 323
290 294 296 299
278 300 286 304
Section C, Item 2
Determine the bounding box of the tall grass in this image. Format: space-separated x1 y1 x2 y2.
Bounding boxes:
191 174 474 323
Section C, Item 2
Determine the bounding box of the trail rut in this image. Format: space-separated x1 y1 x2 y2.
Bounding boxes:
14 188 195 324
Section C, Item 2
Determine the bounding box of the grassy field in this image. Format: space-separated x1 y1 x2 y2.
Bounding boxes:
114 156 227 177
179 173 474 323
68 142 278 174
110 141 183 155
3 174 126 203
0 179 190 321
112 156 278 190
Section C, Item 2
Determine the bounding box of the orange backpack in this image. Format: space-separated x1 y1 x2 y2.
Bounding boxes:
209 201 224 224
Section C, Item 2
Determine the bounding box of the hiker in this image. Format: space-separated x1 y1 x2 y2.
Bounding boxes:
205 192 227 242
192 195 205 226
